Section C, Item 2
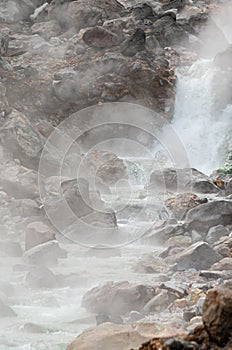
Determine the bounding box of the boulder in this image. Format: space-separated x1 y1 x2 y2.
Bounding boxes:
149 168 219 194
152 16 188 48
205 225 230 245
23 240 67 265
66 322 155 350
31 20 61 41
202 286 232 345
0 161 39 199
25 266 60 289
211 258 232 271
121 28 146 57
0 298 16 318
82 26 121 48
0 109 44 169
82 281 156 316
168 241 222 271
185 200 232 233
44 0 125 32
25 221 56 250
165 193 207 220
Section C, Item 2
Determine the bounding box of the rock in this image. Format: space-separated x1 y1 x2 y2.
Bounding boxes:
84 150 127 186
202 286 232 345
45 0 125 32
121 28 146 57
152 16 188 48
146 223 185 245
0 161 39 199
226 178 232 196
0 298 16 318
143 289 171 313
66 322 152 350
185 200 232 233
0 109 44 169
82 281 156 317
25 266 60 289
149 168 218 194
25 221 56 250
168 242 222 271
132 3 156 21
23 240 67 265
165 193 207 220
212 235 232 258
206 225 230 245
31 20 61 41
11 198 41 218
0 1 35 23
0 33 9 57
211 258 232 271
82 26 121 48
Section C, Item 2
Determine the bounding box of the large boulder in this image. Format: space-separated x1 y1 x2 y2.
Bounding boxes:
25 221 56 250
149 168 219 194
185 200 232 233
23 240 67 265
152 16 188 48
0 109 44 169
167 241 222 271
66 322 156 350
82 281 156 317
202 287 232 345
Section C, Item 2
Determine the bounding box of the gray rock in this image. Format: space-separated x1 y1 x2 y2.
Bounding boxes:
206 225 230 245
170 242 222 271
82 26 121 48
121 28 146 57
149 168 219 194
31 20 61 41
185 200 232 233
25 221 56 250
26 266 60 289
23 240 67 265
82 281 156 317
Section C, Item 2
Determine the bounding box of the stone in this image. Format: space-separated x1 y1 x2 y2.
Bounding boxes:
132 3 156 21
121 28 146 57
0 161 39 199
45 0 125 32
211 258 232 271
149 168 218 194
82 26 121 48
0 109 44 169
66 322 153 350
146 224 185 245
168 242 222 271
0 298 16 318
31 20 61 41
25 221 56 250
206 225 230 245
165 193 207 220
23 240 67 265
82 281 156 317
143 289 171 313
213 236 232 258
202 286 232 345
25 266 60 289
152 16 188 48
185 200 232 233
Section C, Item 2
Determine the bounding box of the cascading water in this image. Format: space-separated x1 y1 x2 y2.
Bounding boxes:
160 58 232 175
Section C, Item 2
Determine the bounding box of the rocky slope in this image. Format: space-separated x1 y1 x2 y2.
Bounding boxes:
0 0 232 350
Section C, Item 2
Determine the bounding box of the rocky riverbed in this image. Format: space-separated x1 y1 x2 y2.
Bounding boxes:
0 0 232 350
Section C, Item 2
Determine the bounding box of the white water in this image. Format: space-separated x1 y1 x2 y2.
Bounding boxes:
169 59 232 175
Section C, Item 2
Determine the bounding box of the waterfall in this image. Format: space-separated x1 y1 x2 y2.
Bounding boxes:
162 58 232 175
